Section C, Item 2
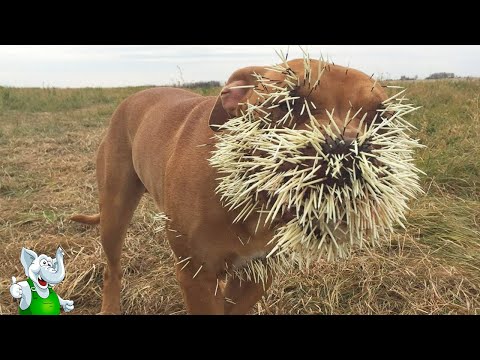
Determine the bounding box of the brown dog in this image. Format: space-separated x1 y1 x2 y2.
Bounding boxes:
71 59 388 314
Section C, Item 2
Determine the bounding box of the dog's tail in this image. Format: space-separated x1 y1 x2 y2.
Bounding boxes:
70 213 100 225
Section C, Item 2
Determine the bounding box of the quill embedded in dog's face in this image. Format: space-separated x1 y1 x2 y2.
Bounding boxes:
210 57 424 262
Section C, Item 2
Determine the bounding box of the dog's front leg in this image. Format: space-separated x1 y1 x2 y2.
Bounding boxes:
176 263 224 314
223 275 273 315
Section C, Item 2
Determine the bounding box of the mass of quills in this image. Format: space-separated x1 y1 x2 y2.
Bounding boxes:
154 49 425 286
209 49 425 271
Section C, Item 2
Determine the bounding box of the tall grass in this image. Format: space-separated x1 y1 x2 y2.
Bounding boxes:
0 86 151 113
391 79 480 198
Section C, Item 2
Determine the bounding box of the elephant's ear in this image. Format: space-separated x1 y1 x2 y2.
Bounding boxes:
20 248 38 276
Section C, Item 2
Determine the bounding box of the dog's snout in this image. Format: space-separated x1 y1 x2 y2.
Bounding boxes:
322 135 355 156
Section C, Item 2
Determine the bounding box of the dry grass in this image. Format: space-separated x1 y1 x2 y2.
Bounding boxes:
1 80 480 315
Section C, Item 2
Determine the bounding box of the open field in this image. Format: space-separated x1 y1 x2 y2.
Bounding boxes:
1 80 479 315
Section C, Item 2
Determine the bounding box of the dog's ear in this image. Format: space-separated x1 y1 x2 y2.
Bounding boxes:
209 66 266 131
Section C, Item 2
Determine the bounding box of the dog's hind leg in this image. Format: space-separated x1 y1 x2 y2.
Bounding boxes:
223 275 273 315
96 140 145 314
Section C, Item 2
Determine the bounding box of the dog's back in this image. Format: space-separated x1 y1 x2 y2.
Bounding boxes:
71 87 214 225
127 88 217 212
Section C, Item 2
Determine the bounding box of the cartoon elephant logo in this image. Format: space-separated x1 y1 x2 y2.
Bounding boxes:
9 247 74 315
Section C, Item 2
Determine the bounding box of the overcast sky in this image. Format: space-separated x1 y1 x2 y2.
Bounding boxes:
0 45 478 88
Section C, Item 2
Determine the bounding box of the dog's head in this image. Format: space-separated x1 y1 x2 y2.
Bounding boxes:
209 56 424 261
209 58 386 136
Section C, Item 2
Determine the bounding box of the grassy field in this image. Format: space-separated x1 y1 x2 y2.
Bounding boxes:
1 80 479 315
